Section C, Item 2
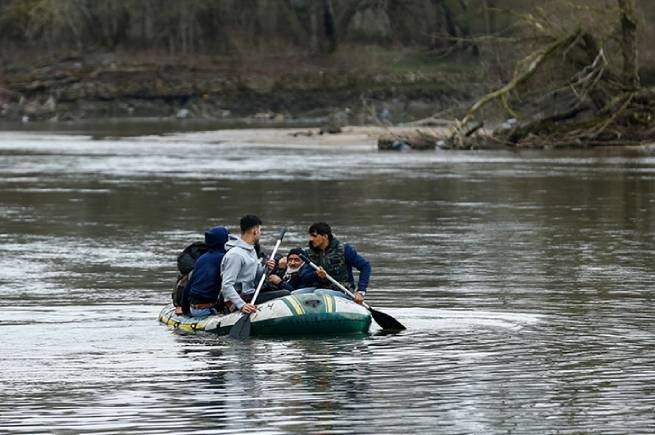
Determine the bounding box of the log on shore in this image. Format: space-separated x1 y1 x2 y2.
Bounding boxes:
378 122 502 150
378 130 441 151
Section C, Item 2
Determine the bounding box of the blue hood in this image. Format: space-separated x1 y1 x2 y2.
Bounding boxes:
204 226 229 251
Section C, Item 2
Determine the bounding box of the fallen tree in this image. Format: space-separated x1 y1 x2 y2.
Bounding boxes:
381 0 655 150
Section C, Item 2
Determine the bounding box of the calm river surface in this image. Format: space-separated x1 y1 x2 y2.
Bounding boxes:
1 128 654 434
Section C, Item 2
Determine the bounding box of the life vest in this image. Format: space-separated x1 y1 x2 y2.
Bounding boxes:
308 238 349 290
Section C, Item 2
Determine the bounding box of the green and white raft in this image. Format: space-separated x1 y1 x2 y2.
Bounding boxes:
158 292 372 336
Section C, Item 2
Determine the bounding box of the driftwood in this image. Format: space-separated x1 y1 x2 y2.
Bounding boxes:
378 130 440 151
459 29 584 127
382 0 654 151
377 122 501 151
455 0 654 149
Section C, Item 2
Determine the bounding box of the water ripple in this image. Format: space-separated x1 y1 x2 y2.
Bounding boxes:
1 131 655 433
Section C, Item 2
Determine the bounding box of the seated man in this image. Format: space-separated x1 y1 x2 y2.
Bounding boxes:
304 222 371 304
184 226 229 317
267 248 315 291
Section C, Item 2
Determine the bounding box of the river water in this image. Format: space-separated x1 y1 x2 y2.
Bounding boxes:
1 128 654 434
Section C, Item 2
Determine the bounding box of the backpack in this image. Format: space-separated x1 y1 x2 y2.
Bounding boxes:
172 241 208 309
177 241 208 275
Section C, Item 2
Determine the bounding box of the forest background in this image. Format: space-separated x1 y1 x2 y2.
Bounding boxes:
1 0 654 147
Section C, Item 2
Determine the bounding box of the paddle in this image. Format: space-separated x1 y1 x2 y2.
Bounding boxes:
229 227 287 340
299 253 406 331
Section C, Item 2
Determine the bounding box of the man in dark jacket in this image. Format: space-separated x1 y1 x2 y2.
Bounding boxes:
184 226 229 317
268 248 315 291
306 222 371 304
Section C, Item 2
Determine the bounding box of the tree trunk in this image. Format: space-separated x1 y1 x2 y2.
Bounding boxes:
483 0 496 35
618 0 640 90
322 0 337 53
309 1 319 53
439 0 460 48
431 0 446 50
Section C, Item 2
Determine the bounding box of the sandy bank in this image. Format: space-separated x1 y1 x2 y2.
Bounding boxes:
179 125 453 150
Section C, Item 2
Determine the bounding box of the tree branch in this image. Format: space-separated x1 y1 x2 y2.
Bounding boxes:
459 28 583 126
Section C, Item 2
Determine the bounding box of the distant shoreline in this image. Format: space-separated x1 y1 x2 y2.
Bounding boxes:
3 124 654 156
0 49 482 127
0 122 445 148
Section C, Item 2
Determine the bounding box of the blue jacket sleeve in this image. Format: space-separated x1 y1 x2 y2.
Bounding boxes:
298 264 317 289
344 244 371 292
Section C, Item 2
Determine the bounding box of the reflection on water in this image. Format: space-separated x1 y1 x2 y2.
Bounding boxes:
1 129 654 433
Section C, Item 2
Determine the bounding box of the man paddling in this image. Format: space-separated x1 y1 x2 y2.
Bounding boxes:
220 215 289 314
306 222 371 304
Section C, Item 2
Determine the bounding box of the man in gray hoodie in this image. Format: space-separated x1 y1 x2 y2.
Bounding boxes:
220 215 289 314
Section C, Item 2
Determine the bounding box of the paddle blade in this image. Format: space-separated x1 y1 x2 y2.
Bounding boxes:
229 314 251 340
278 227 287 241
370 307 406 331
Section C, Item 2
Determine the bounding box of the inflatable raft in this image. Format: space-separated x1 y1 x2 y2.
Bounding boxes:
159 292 372 336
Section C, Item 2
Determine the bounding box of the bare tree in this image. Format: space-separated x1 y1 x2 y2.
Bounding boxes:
618 0 640 90
392 0 654 149
323 0 337 52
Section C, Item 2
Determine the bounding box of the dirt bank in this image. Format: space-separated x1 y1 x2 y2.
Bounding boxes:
0 51 483 126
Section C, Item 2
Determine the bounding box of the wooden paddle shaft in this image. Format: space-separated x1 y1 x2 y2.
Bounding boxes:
250 228 286 305
303 257 372 310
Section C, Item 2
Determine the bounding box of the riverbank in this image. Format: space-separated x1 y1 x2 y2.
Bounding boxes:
0 49 484 126
4 122 654 155
0 122 447 149
4 48 654 152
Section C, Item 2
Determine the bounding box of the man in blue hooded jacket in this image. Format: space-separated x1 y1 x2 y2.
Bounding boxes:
183 226 229 317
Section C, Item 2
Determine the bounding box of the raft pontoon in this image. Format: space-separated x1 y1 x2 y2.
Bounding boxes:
159 292 371 336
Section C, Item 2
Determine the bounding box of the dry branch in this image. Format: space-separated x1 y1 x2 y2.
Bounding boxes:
459 29 583 126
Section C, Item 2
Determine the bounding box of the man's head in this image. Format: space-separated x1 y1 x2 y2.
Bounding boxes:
308 222 332 251
287 247 305 269
240 215 262 243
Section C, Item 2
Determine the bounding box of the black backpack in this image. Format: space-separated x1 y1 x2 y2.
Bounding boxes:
177 241 208 275
172 241 208 308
